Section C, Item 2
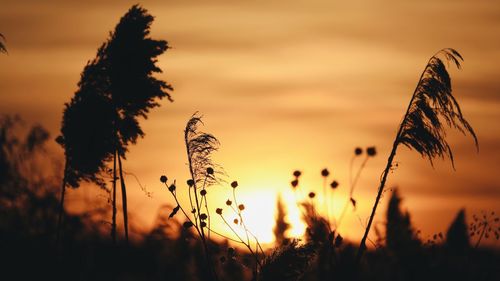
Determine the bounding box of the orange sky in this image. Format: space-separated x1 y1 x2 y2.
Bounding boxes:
1 0 499 247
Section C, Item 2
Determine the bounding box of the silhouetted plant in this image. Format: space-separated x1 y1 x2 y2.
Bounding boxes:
469 210 500 249
163 113 220 280
273 194 291 246
57 52 117 243
356 49 478 264
337 146 376 228
58 4 172 243
0 33 6 54
104 4 172 242
289 167 351 279
217 179 265 279
258 239 315 281
163 114 268 280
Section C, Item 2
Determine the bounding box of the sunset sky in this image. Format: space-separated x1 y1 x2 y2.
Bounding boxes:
1 0 499 247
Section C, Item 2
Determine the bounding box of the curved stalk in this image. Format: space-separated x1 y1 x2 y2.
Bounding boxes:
355 54 438 265
118 154 128 242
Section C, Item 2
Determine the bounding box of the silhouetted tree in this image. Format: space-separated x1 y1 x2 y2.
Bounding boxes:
356 49 478 264
58 5 172 243
273 195 291 246
0 115 63 238
1 115 51 202
386 189 421 255
445 209 470 253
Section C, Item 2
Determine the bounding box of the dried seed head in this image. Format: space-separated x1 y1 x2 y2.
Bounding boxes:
226 199 232 206
308 192 316 199
200 221 207 228
200 213 208 220
183 221 193 228
216 208 223 215
168 184 176 192
354 147 363 156
321 168 330 177
160 175 168 183
330 181 339 189
238 204 245 211
293 170 302 178
200 189 207 196
367 146 377 157
291 179 299 188
231 181 238 188
233 218 239 224
206 167 214 175
187 179 194 187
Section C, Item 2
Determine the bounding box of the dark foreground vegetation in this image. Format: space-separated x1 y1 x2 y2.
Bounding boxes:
1 115 499 281
1 4 499 281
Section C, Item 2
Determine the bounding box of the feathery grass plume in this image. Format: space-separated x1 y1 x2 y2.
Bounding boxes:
258 240 315 281
0 33 7 53
185 112 220 188
58 5 172 243
356 48 478 265
398 49 477 167
163 113 221 280
104 4 173 242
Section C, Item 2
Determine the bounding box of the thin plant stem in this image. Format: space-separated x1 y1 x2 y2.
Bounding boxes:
220 215 262 269
475 222 487 249
338 155 369 229
323 177 331 229
111 150 117 244
166 183 204 239
118 154 129 243
207 227 246 244
201 174 211 240
185 143 217 281
232 188 251 245
355 56 427 266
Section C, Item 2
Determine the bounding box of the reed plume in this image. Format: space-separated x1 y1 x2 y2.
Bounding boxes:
356 48 478 265
185 113 220 188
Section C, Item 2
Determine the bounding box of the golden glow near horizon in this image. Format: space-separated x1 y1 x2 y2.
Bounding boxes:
1 0 500 247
